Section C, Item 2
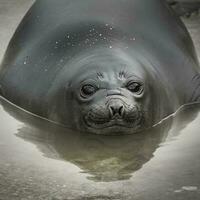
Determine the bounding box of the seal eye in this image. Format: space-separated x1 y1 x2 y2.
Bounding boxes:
80 84 97 98
126 81 144 95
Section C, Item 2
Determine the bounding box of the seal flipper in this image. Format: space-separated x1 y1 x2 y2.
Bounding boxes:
168 0 200 17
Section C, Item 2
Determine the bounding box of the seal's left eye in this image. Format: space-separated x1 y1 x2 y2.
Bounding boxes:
80 84 97 98
126 81 144 95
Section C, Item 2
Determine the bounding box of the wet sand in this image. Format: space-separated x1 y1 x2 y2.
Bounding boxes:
0 1 200 200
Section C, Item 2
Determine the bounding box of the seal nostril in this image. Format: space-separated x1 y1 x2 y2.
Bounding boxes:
109 105 124 117
118 105 124 116
110 106 115 117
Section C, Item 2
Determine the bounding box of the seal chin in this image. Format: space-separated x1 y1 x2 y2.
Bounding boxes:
83 112 143 135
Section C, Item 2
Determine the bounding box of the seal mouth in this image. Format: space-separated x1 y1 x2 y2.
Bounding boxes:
83 111 143 133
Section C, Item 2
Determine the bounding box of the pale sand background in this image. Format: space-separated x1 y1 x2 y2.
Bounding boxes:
0 0 34 62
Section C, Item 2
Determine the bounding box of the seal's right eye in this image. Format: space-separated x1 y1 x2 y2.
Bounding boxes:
80 84 97 98
126 81 144 96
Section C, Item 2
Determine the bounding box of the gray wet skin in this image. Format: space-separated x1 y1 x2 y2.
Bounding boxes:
0 0 200 134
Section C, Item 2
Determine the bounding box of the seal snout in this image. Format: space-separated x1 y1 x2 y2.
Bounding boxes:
84 95 143 132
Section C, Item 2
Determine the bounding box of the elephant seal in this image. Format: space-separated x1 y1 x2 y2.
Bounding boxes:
0 0 199 135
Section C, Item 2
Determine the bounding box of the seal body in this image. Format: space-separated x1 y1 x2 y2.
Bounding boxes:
0 0 199 134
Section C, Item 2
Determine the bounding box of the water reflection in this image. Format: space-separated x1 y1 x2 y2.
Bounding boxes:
0 97 199 182
17 125 172 182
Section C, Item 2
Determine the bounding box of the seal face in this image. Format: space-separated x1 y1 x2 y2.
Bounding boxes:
59 49 166 135
74 60 146 134
82 86 145 134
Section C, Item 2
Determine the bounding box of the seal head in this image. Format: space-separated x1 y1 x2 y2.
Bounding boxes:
49 48 173 135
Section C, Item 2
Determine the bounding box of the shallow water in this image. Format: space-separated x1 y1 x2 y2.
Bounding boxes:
1 97 200 200
0 1 200 200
